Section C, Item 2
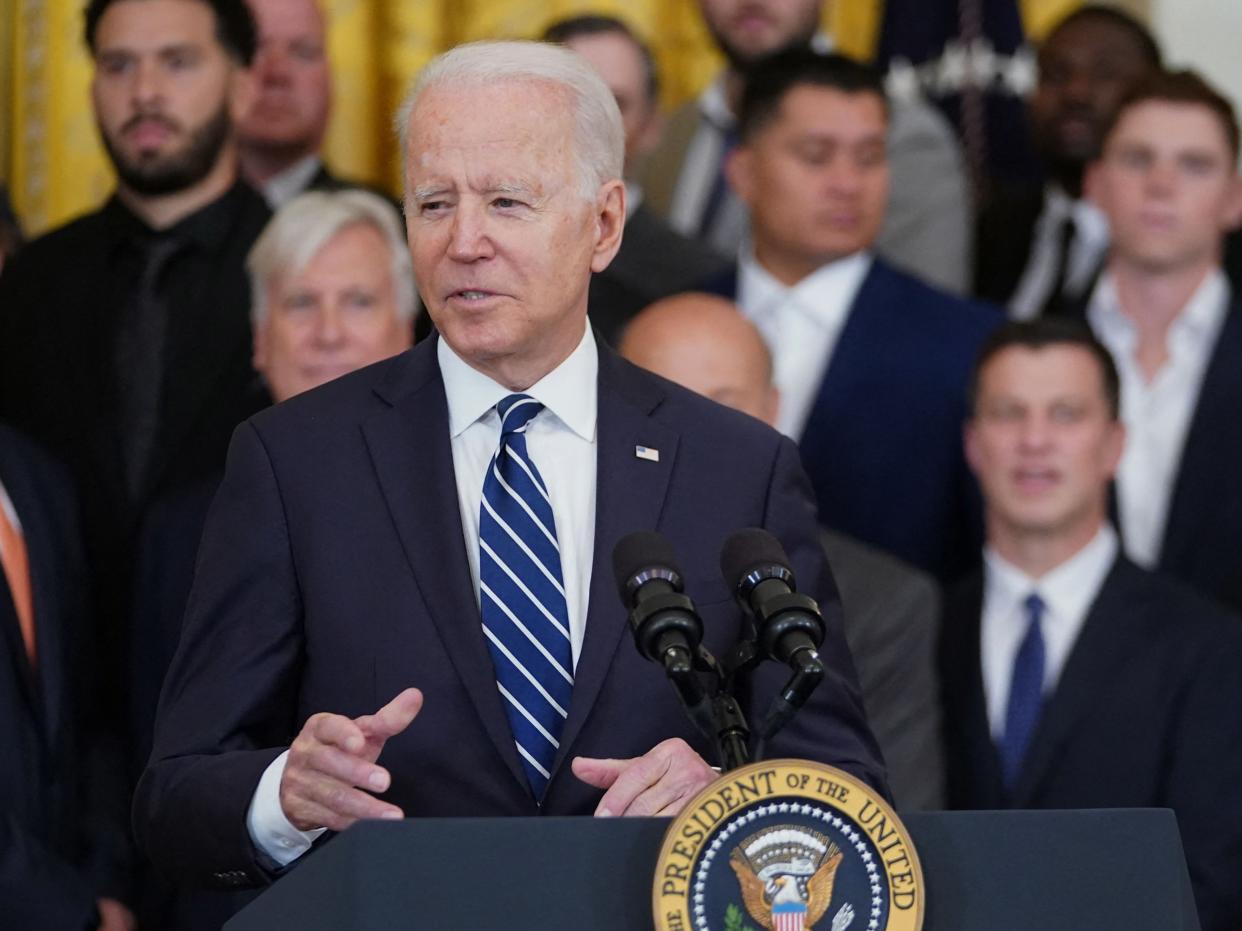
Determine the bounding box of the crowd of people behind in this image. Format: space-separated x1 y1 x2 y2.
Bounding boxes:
1 0 1241 929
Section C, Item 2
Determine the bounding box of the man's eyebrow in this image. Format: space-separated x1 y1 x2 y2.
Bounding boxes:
411 184 452 200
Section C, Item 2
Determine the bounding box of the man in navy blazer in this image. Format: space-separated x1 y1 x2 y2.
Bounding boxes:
1071 69 1242 613
134 40 885 890
0 425 134 930
942 318 1242 931
702 49 1001 581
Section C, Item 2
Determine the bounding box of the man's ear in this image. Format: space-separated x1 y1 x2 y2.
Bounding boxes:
229 64 257 127
1082 158 1105 208
1221 172 1242 231
726 147 755 207
590 179 626 273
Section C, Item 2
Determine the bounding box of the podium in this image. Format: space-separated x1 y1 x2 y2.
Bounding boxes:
225 809 1200 930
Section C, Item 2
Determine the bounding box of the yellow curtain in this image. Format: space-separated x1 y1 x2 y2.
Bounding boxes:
4 0 1084 239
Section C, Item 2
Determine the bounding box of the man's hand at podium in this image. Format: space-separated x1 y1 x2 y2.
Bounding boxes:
572 738 717 817
279 688 424 832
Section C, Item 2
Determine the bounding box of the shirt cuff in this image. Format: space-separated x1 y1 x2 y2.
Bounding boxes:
245 749 327 867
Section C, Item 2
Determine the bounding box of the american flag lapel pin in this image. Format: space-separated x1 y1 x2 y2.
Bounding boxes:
635 445 660 462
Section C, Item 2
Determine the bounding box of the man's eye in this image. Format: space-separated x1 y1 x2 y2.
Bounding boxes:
420 201 448 214
493 197 524 209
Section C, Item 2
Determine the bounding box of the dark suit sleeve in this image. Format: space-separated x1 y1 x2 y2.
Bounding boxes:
133 421 301 888
0 817 99 930
748 437 890 798
1167 618 1242 931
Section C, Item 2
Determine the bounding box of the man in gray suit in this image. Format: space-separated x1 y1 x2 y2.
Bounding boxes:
619 291 944 809
636 0 971 294
543 15 727 345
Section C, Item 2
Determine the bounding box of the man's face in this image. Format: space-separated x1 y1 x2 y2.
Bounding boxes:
239 0 330 157
729 85 888 284
564 31 659 175
1032 16 1154 171
404 80 624 388
698 0 822 68
91 0 246 196
253 222 411 402
1087 100 1242 275
966 345 1124 546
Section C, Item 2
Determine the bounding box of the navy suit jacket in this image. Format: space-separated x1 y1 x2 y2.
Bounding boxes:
134 336 886 888
1150 298 1242 612
704 257 1003 580
0 426 128 928
941 556 1242 931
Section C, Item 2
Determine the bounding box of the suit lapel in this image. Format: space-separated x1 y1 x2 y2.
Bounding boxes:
1010 559 1143 805
942 575 1005 808
551 349 678 776
361 343 527 788
1159 302 1242 573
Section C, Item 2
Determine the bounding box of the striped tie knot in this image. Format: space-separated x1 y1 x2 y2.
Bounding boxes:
497 394 543 437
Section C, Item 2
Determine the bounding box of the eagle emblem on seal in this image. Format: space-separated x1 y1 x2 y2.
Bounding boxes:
729 826 855 931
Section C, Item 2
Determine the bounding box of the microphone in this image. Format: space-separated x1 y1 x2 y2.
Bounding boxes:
720 528 826 672
720 529 826 744
612 531 704 682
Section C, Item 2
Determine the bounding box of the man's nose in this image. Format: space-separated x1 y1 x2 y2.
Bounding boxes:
447 204 494 262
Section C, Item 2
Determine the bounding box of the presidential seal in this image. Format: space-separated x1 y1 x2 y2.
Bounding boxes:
653 760 923 931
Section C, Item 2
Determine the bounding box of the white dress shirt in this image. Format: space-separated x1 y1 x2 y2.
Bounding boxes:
736 249 872 440
260 154 323 209
246 326 600 865
1087 269 1229 567
980 525 1118 737
1009 185 1110 321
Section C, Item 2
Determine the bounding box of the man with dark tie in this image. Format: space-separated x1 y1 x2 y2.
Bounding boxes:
974 5 1160 315
134 39 884 893
0 0 270 710
941 317 1242 931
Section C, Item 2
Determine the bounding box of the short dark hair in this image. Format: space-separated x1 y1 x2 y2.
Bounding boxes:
737 49 887 143
1044 4 1162 70
969 319 1121 420
84 0 258 67
1102 68 1240 162
541 14 660 106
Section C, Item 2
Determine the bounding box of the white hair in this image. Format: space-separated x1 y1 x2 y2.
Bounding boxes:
246 189 416 325
393 39 624 201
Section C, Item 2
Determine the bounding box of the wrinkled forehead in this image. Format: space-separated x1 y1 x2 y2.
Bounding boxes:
405 81 578 183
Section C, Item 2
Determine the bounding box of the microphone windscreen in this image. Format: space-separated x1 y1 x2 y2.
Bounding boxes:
719 527 791 591
612 530 681 603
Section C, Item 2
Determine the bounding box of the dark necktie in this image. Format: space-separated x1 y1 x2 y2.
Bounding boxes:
116 235 183 499
478 394 573 799
697 126 740 240
1041 215 1077 317
999 592 1046 791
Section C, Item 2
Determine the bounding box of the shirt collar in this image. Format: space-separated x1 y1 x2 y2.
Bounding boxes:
984 523 1118 626
738 247 872 326
102 180 259 253
438 325 598 443
1088 267 1230 355
262 154 323 209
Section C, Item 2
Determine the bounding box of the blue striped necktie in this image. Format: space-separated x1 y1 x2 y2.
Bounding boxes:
999 592 1046 792
479 394 573 798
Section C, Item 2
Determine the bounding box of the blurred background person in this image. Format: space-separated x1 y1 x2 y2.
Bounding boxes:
620 291 944 811
1078 69 1242 613
944 318 1242 931
542 14 727 346
129 187 414 930
704 48 1001 581
639 0 972 294
0 424 134 930
975 5 1161 317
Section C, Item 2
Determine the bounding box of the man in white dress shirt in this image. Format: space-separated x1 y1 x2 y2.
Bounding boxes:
943 316 1242 931
1080 68 1242 609
133 39 884 894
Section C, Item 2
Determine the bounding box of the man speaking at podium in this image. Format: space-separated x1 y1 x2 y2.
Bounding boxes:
134 40 885 888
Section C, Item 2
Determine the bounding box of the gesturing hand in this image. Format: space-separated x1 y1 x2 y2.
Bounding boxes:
571 737 717 817
280 687 423 832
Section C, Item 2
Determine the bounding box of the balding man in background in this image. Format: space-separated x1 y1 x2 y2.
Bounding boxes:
619 292 943 810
